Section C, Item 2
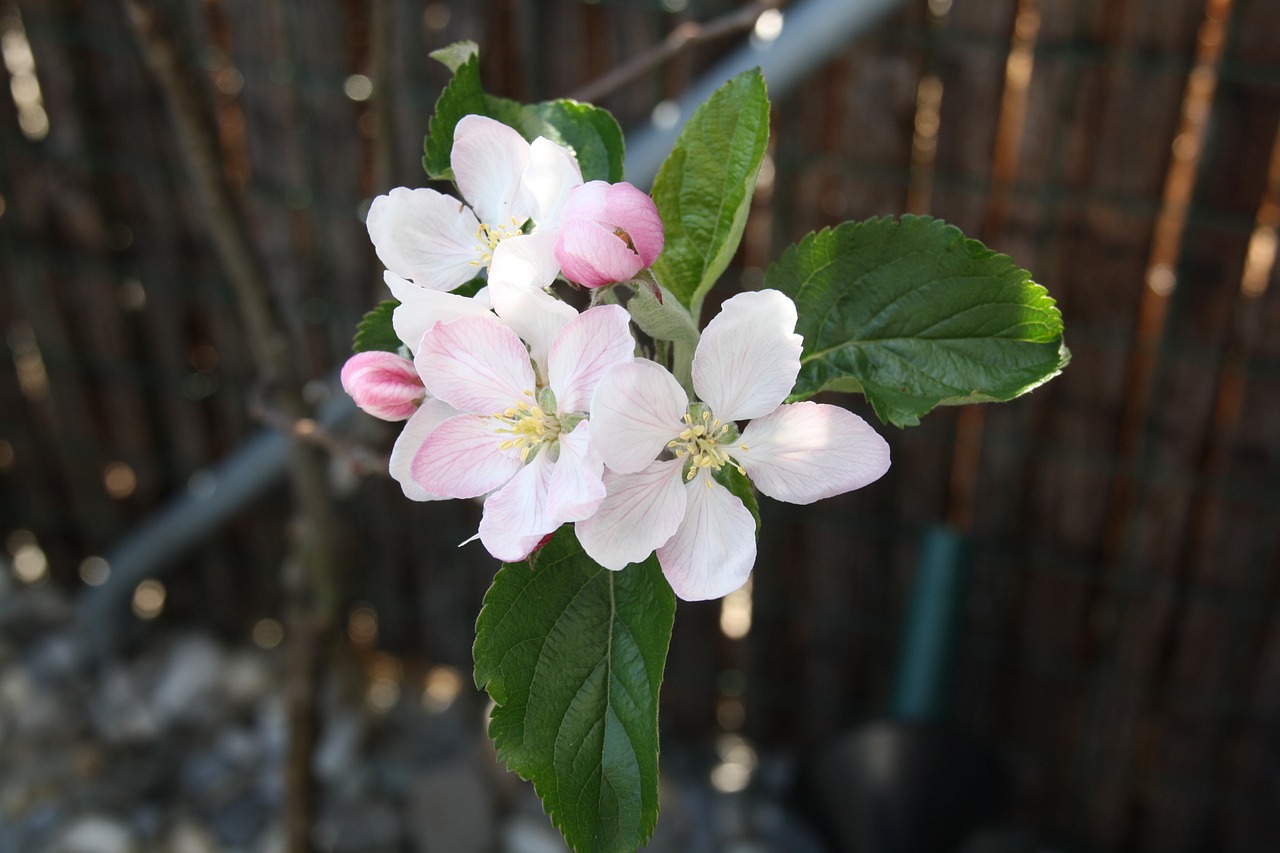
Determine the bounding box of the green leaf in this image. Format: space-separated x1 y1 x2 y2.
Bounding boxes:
650 69 770 316
352 300 402 354
422 43 624 185
488 96 626 183
430 40 479 73
768 216 1069 427
474 527 675 853
423 48 486 180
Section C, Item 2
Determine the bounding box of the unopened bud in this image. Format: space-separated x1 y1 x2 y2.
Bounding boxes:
555 181 664 288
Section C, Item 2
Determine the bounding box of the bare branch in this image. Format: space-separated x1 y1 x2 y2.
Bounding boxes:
569 0 784 104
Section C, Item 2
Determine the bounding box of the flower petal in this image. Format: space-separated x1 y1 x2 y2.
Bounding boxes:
692 289 802 421
477 449 557 562
603 183 664 266
415 315 536 414
736 402 891 504
452 115 531 226
548 304 634 413
589 360 687 474
366 187 481 292
544 422 605 523
656 469 757 601
490 228 561 292
519 136 583 227
485 263 576 373
412 413 521 499
385 271 492 354
555 216 645 288
340 351 423 421
389 400 456 501
577 460 687 571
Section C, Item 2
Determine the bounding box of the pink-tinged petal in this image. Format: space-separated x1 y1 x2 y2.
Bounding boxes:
692 289 802 422
452 115 530 227
384 271 493 355
412 413 521 499
656 470 757 601
555 216 646 288
737 402 891 504
589 360 687 474
390 400 456 501
485 264 576 373
548 304 634 413
415 315 536 414
544 422 605 523
490 229 561 292
559 180 609 218
340 351 424 421
477 450 557 562
577 460 687 571
366 188 480 292
603 183 663 265
520 136 583 227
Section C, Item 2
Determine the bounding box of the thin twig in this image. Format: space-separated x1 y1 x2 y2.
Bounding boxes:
120 4 345 852
120 0 286 380
253 401 392 479
569 0 785 104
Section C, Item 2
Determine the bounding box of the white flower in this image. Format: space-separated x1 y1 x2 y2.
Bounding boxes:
581 290 891 601
410 303 634 562
347 266 577 504
365 114 583 302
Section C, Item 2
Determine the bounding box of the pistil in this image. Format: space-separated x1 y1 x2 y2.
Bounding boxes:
493 392 562 462
668 409 744 481
470 216 525 266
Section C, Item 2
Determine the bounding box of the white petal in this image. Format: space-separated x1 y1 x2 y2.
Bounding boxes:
490 229 562 293
415 315 536 414
485 268 576 374
548 304 634 413
577 460 687 571
737 402 891 504
389 400 456 501
519 136 583 227
452 115 531 226
692 289 802 421
656 469 757 601
544 422 605 523
589 360 687 474
366 188 481 292
385 271 492 354
477 449 557 562
412 413 521 499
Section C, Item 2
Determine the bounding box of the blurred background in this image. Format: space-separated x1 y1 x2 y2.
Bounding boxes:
2 0 1279 851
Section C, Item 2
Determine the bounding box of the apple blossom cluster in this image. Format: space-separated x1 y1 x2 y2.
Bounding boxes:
342 115 890 600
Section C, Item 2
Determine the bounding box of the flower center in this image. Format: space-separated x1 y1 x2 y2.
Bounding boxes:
493 393 561 462
668 408 744 481
472 218 524 266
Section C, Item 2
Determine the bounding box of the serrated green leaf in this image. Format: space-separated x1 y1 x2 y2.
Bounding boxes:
423 51 486 179
429 40 479 73
768 216 1069 427
474 527 674 853
650 69 770 317
352 300 402 354
488 96 625 183
421 43 624 186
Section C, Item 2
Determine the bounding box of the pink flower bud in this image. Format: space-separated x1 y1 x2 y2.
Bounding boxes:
340 351 425 421
554 181 664 288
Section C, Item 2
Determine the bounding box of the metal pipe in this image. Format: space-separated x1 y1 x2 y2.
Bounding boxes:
76 392 356 659
78 0 907 654
625 0 909 188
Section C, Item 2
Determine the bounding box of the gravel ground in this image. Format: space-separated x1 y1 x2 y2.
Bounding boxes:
0 570 828 853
